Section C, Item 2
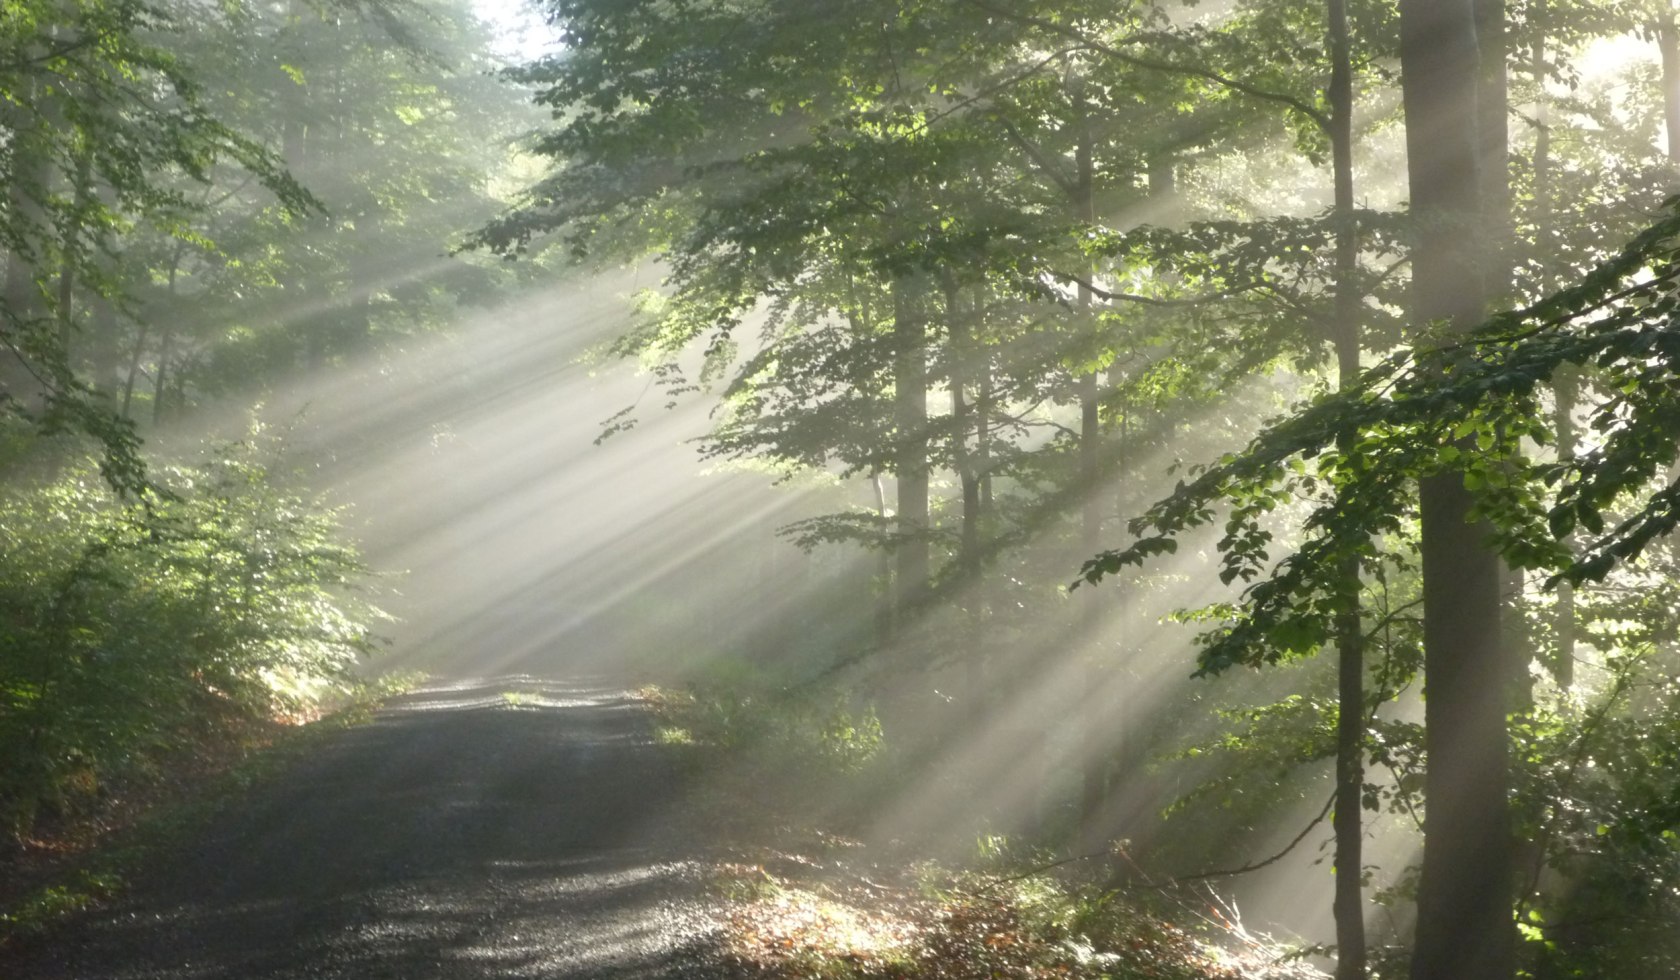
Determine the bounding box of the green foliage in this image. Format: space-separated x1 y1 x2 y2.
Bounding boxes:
647 663 885 777
1509 645 1680 979
173 0 522 398
0 869 121 938
1081 199 1680 674
0 433 384 837
2 0 525 490
0 0 315 488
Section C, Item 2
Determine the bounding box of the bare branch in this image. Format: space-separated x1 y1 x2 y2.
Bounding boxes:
1174 790 1335 883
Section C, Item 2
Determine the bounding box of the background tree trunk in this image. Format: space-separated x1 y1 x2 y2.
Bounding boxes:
1401 1 1514 978
1660 15 1680 162
1531 7 1577 690
1327 1 1367 976
1073 94 1109 846
2 69 50 415
892 275 931 622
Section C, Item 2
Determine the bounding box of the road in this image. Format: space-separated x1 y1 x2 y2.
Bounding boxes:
7 678 729 980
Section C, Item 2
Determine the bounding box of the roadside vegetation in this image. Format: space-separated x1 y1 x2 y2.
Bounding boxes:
1 0 513 940
710 848 1334 980
0 428 386 838
642 676 1330 980
0 425 410 945
0 659 416 946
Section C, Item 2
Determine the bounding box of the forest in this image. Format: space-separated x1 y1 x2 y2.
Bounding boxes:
3 1 1680 979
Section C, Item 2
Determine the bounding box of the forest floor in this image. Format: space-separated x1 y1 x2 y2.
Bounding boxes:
0 676 1320 980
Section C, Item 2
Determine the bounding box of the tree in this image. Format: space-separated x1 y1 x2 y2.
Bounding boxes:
1400 0 1513 974
126 0 517 414
1326 2 1368 972
0 0 312 490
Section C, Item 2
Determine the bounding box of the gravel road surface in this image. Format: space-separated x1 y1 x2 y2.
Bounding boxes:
6 677 729 980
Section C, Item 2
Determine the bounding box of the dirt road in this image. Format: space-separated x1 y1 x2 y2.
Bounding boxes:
7 678 729 980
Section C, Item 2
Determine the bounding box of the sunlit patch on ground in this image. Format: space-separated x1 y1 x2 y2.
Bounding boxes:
710 850 1330 980
381 676 631 713
715 861 921 977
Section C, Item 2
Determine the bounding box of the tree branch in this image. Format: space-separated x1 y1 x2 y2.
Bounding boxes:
996 116 1077 195
960 0 1331 131
1174 790 1336 883
1053 271 1268 307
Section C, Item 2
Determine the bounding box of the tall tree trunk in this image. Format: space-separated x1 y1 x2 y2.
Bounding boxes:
975 286 996 548
1478 0 1529 688
1401 1 1514 978
1532 7 1575 690
971 285 995 711
1476 0 1509 278
88 298 122 396
119 319 150 422
892 275 931 621
1327 2 1367 977
946 273 988 715
945 273 982 570
124 239 185 421
151 327 175 426
1661 15 1680 163
1072 95 1109 843
54 147 94 375
1551 367 1576 688
2 72 50 415
978 348 994 514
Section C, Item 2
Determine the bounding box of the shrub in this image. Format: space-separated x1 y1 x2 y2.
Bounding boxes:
647 660 885 777
0 436 383 837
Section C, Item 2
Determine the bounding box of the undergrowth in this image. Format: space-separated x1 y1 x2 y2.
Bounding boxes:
638 666 1325 980
637 665 885 836
0 432 388 840
709 841 1329 980
0 671 421 947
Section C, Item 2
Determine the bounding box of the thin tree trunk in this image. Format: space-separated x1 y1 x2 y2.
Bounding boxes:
1476 0 1509 279
151 327 175 426
2 69 49 414
945 273 988 716
1478 0 1529 689
892 275 931 621
123 239 185 421
87 298 122 396
54 147 94 373
1552 367 1576 688
151 256 184 427
870 470 893 645
1327 1 1367 976
1071 92 1109 843
1401 1 1513 978
1532 9 1576 690
119 318 149 421
970 285 994 711
945 273 981 569
978 385 994 511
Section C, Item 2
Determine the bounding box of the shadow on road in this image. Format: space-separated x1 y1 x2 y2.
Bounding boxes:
8 677 727 980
